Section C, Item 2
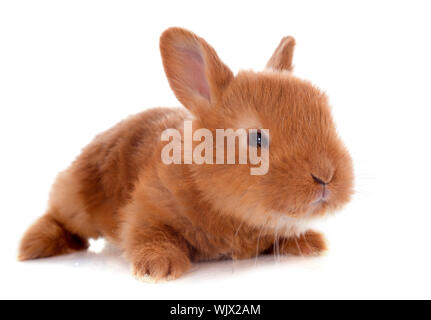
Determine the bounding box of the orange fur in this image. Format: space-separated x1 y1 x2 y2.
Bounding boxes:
19 212 89 261
18 27 354 280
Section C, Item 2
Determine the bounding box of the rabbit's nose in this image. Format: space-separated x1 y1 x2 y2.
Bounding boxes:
311 174 330 185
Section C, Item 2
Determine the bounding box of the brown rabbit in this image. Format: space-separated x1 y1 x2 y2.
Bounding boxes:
18 27 354 280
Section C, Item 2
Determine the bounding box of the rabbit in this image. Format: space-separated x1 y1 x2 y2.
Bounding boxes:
18 27 354 281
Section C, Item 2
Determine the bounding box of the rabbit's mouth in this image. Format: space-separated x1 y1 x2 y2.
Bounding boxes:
311 186 330 205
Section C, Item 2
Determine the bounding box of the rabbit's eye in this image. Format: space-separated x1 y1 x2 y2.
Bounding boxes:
256 131 262 148
249 130 263 148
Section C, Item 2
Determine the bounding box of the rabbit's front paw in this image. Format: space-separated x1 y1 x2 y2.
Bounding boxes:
131 247 191 281
277 230 328 256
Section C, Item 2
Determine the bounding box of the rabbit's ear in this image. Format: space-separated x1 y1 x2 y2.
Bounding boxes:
160 28 233 113
266 36 296 71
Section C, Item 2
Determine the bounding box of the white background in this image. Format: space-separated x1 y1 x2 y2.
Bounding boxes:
1 0 430 299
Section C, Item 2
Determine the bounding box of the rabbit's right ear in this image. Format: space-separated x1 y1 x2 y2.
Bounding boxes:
160 28 233 113
266 36 296 71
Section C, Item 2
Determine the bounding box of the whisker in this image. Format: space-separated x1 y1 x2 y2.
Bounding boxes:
230 209 254 271
294 237 304 258
273 216 282 263
255 216 270 266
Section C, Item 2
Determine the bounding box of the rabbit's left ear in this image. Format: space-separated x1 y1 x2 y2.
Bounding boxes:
266 36 296 71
